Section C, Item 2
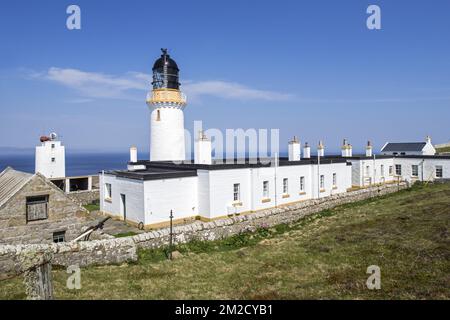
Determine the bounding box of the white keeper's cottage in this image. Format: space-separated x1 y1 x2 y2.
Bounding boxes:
100 49 450 229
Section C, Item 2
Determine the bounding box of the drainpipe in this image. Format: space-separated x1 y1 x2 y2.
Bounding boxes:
317 152 321 199
373 154 376 186
274 152 278 208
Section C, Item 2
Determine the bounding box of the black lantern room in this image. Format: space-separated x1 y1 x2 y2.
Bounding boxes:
152 48 180 90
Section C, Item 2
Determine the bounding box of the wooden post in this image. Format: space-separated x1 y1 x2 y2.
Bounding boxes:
169 210 173 260
19 249 54 300
23 262 53 300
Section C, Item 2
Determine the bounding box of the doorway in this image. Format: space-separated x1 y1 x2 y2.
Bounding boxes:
120 194 126 221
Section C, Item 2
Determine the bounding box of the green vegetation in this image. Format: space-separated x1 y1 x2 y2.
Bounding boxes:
1 182 449 300
83 203 100 212
114 231 139 238
436 145 450 153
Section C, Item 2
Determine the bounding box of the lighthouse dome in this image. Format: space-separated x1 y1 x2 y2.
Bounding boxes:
152 48 180 90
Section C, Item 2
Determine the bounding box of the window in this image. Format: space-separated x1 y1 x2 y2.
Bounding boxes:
283 178 288 194
300 176 305 192
395 164 402 176
320 175 325 189
51 144 55 149
156 109 161 121
26 195 48 222
412 165 419 177
381 165 385 176
233 183 240 201
436 166 443 178
365 166 370 176
51 157 55 163
53 231 66 243
263 181 269 198
332 173 337 187
105 183 112 200
389 166 393 176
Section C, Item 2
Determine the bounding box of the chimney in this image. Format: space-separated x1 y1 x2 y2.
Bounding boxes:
303 142 311 159
366 140 373 157
288 136 301 161
130 146 138 163
194 131 212 165
341 139 352 157
317 140 325 157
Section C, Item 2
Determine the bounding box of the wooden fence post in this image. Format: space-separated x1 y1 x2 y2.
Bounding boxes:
19 249 54 300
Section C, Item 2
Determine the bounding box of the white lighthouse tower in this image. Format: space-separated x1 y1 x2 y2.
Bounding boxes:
147 49 187 162
35 132 66 178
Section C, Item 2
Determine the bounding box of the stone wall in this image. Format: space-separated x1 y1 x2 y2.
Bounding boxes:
0 183 406 272
0 174 91 245
67 190 99 206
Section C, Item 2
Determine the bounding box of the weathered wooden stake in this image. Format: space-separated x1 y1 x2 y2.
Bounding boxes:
23 262 53 300
19 249 54 300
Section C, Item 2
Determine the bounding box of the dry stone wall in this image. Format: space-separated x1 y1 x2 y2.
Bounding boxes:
67 190 99 206
0 183 407 273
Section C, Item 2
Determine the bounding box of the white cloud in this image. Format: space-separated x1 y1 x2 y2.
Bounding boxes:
182 80 295 102
30 67 295 102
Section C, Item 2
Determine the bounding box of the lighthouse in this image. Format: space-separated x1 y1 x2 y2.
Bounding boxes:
147 49 187 162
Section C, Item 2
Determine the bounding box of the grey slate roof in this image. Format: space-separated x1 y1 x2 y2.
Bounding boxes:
381 142 426 152
0 167 33 208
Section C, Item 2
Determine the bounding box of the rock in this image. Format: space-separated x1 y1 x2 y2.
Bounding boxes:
171 250 183 260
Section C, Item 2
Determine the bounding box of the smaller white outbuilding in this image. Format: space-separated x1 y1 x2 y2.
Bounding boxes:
381 136 436 156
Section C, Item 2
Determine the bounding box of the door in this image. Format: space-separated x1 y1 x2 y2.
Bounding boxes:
120 194 126 221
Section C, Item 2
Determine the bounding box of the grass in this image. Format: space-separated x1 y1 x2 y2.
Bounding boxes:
115 231 139 238
436 146 450 153
83 203 100 212
1 182 449 300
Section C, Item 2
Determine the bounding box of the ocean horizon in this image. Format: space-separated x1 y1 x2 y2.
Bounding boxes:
0 149 350 177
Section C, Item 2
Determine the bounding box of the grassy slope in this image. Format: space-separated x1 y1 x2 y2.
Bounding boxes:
1 182 449 300
436 146 450 153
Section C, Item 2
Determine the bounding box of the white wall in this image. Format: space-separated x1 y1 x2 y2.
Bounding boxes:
394 158 450 182
143 176 198 225
349 158 395 187
207 168 252 219
35 141 65 179
201 162 350 219
150 106 186 161
100 174 145 224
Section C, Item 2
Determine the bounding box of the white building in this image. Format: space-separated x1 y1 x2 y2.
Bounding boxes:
35 133 65 179
381 136 436 156
99 50 450 229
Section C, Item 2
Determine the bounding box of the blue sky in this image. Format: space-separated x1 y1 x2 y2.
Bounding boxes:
0 0 449 154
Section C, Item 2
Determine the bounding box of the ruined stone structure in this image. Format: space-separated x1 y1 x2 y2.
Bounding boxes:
0 167 91 244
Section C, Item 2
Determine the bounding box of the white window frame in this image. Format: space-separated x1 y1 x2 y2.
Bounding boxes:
283 178 288 194
381 165 385 176
411 165 419 177
320 175 325 189
300 176 305 192
395 164 402 176
436 166 443 178
105 183 112 200
332 173 337 187
233 183 240 201
263 181 269 198
389 166 393 176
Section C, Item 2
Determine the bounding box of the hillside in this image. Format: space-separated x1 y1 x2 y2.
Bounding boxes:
1 182 449 300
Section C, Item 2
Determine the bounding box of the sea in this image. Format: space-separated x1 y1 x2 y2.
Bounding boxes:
0 152 132 176
1 150 345 177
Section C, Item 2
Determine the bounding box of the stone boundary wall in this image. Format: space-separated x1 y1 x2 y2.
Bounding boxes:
0 183 407 274
67 190 99 206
